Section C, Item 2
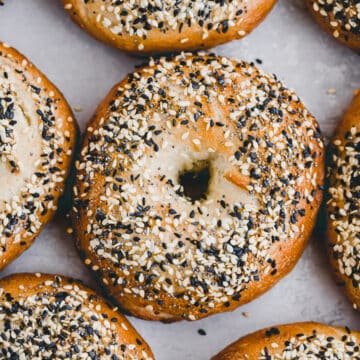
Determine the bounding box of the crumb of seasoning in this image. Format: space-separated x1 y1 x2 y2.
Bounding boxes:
326 88 336 95
255 58 263 64
242 311 250 318
74 105 82 112
198 329 207 336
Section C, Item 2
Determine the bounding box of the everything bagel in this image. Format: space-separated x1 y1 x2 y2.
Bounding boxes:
72 53 325 321
63 0 276 54
0 273 154 359
306 0 360 52
212 322 360 359
0 43 77 270
327 91 360 310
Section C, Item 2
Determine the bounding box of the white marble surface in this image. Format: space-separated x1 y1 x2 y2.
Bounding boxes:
0 1 359 359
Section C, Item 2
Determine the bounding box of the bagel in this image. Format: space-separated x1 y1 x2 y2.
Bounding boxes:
0 43 77 270
62 0 276 54
72 52 325 322
0 273 154 359
306 0 360 52
327 91 360 310
212 322 360 359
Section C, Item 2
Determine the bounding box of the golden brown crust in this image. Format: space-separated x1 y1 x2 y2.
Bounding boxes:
327 91 360 310
0 273 154 359
63 0 276 54
0 43 78 270
306 0 360 52
73 53 324 322
212 322 360 359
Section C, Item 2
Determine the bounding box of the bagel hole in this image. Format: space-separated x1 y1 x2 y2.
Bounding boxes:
178 161 210 202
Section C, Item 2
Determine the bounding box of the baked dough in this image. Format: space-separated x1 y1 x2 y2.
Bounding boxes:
63 0 276 54
0 42 77 270
327 91 360 310
212 322 360 359
72 53 325 322
0 273 154 359
306 0 360 52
